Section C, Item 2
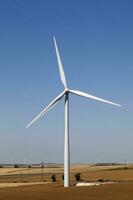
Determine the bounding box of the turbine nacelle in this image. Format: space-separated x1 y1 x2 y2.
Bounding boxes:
64 88 69 94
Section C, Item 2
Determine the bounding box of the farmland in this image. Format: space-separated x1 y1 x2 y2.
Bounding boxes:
0 164 133 199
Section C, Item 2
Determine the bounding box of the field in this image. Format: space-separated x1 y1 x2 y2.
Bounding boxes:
0 164 133 200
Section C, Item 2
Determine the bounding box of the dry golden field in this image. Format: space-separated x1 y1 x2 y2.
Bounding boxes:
0 164 133 200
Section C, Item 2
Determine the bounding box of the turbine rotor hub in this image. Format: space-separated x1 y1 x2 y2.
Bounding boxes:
65 88 69 93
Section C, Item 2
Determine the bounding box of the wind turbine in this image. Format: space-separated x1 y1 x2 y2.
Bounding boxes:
25 36 121 187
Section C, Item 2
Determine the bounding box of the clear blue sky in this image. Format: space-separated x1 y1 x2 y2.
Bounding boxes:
0 0 133 164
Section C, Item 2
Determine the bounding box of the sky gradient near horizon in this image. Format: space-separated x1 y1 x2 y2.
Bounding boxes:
0 0 133 164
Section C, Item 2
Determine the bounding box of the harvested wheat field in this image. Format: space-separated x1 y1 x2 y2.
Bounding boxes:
0 164 133 199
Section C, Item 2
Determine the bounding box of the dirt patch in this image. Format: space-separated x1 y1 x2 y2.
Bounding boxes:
0 182 52 188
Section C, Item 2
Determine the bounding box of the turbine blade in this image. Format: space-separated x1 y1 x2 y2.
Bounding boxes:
69 89 122 107
25 91 65 128
53 36 67 88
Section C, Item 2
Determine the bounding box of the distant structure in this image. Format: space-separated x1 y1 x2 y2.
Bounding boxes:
95 163 119 166
26 36 121 187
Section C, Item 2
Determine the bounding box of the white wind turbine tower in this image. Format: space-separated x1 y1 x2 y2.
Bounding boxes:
26 36 121 187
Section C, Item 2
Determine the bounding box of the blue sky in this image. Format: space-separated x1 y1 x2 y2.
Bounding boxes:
0 0 133 164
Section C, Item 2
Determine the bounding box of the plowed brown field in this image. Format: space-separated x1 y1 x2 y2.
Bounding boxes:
0 183 133 200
